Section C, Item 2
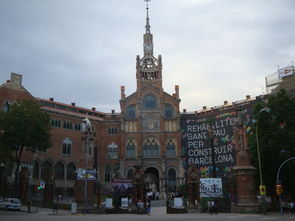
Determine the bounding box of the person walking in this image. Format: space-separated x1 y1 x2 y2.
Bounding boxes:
207 200 211 214
27 200 31 213
146 202 151 215
211 200 217 215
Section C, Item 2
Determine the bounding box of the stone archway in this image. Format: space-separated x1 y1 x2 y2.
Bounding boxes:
144 167 159 200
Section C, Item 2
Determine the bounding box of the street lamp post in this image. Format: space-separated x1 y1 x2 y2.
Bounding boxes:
81 116 93 214
276 156 295 216
32 152 39 213
255 108 269 215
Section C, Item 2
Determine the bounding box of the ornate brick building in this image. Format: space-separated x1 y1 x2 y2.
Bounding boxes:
96 4 184 197
0 73 104 200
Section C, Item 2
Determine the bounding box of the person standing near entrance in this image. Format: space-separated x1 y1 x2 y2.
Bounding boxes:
146 201 151 215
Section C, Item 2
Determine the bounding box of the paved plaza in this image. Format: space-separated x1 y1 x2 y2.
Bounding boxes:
1 207 295 221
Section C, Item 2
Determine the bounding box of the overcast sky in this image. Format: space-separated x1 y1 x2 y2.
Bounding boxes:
0 0 294 112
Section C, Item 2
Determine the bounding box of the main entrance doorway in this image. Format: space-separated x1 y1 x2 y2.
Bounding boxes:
143 167 159 200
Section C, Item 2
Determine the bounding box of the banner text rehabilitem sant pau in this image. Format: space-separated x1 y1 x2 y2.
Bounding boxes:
181 100 258 178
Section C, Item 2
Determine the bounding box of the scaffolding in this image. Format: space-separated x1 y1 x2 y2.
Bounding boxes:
265 63 295 94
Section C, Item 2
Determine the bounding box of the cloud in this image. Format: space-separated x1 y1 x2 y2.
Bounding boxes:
0 0 294 112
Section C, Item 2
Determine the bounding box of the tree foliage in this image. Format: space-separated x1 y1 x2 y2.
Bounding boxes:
248 89 295 200
0 99 52 194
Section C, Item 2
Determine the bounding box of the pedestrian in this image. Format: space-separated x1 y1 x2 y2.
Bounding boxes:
292 201 295 213
211 200 217 215
288 201 294 214
155 191 159 200
53 202 58 215
27 200 31 213
136 200 140 215
207 200 211 213
146 202 151 215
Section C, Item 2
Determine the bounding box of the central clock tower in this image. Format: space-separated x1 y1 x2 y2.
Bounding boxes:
117 1 183 200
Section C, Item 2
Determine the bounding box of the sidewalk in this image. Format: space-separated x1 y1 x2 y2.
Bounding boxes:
21 206 72 215
20 206 295 217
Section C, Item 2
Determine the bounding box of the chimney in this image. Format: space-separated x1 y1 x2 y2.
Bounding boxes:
92 107 96 111
202 106 207 110
175 85 179 99
183 109 186 113
71 102 75 106
111 110 115 114
224 101 228 105
246 95 251 100
121 86 125 99
11 72 22 85
49 98 54 102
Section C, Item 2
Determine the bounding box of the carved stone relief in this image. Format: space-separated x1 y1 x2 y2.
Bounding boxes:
142 114 160 132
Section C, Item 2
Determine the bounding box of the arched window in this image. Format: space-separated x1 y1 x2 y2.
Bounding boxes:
107 142 118 159
143 137 159 157
126 105 136 119
55 162 65 180
62 138 72 155
126 139 136 158
143 94 157 109
167 168 177 192
66 163 76 180
166 139 176 157
164 104 174 119
33 161 39 179
41 161 52 179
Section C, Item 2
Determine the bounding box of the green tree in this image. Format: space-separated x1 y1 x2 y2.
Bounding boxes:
249 89 295 200
0 99 52 195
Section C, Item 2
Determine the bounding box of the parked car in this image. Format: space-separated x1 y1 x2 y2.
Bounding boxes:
0 198 22 210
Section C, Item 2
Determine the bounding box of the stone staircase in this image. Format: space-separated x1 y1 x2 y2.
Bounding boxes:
151 199 166 207
150 200 167 215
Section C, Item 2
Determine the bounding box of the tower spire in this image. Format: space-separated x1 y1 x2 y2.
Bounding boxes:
143 0 153 56
136 0 162 90
145 0 151 34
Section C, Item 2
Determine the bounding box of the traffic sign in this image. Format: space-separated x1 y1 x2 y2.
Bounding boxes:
38 181 45 190
259 185 266 195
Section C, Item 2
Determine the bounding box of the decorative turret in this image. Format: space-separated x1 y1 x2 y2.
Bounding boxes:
136 0 163 91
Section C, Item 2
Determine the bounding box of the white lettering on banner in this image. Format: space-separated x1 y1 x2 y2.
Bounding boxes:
187 132 207 140
188 141 204 148
188 153 234 166
184 115 242 170
188 144 233 157
214 128 226 136
187 124 207 132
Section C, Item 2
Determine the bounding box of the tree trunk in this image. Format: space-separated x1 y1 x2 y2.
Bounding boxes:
14 145 24 197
